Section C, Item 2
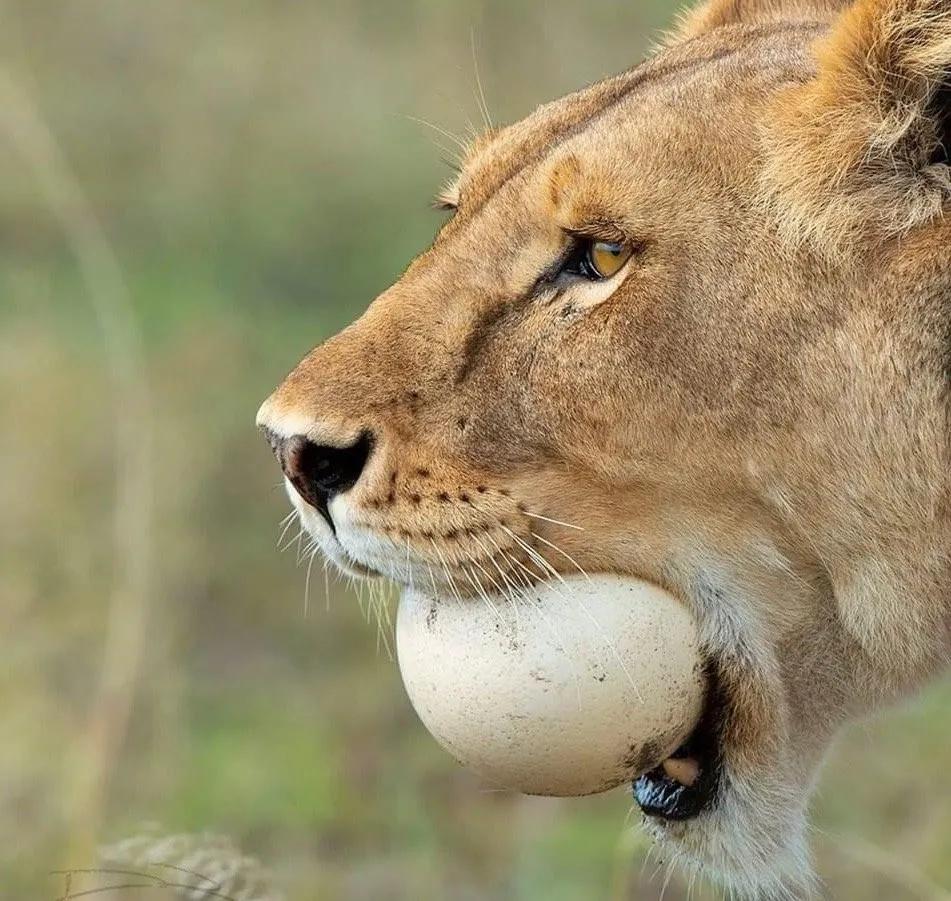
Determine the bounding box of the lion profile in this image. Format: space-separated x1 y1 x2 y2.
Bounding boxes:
257 0 951 895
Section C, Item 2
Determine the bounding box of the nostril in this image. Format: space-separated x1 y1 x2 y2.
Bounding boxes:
269 430 374 513
280 435 315 483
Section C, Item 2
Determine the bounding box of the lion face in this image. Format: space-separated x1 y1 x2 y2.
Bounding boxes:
258 0 951 895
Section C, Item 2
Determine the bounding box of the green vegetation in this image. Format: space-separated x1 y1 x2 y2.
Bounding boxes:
0 1 948 898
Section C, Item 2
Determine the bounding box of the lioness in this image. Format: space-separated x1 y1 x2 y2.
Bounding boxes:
257 0 951 895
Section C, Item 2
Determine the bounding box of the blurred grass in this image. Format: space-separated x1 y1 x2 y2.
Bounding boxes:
0 1 948 899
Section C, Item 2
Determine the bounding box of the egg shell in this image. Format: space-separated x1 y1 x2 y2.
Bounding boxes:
396 574 706 797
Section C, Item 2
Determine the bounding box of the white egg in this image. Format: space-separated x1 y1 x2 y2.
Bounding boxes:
396 574 705 796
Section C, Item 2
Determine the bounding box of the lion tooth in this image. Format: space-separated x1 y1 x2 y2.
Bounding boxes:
662 756 700 787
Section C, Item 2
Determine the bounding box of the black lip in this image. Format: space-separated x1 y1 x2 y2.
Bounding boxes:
633 660 724 821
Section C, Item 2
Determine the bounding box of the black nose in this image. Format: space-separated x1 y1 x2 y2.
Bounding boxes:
265 429 373 518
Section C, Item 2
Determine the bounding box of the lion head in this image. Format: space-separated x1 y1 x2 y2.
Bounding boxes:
257 0 951 894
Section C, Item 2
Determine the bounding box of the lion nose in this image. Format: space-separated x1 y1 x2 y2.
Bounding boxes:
264 429 373 512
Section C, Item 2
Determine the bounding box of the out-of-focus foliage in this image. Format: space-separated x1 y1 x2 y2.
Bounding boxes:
0 2 948 899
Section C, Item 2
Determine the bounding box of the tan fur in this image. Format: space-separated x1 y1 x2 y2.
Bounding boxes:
675 0 848 39
258 1 951 895
764 0 951 250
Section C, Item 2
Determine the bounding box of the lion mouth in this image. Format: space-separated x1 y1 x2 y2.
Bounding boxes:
634 662 723 821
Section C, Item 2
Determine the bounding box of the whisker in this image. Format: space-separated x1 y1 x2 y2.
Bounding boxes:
517 584 584 706
295 530 312 564
404 114 468 152
466 552 507 599
303 546 319 618
470 532 522 605
432 140 455 160
469 28 493 130
482 549 528 625
641 840 657 886
297 535 318 566
659 857 676 901
404 539 416 597
362 581 373 627
522 510 584 531
530 531 593 583
461 564 505 625
276 519 297 550
370 580 394 660
276 509 298 546
468 533 583 702
350 576 364 619
500 525 566 586
621 803 638 830
367 579 379 645
491 545 538 624
280 526 305 554
380 581 396 636
528 533 641 701
484 535 540 613
430 540 464 606
502 550 538 592
426 563 439 600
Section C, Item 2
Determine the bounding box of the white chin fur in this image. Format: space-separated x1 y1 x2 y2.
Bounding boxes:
645 769 814 900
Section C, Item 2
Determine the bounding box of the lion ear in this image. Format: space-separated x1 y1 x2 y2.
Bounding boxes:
676 0 847 38
764 0 951 249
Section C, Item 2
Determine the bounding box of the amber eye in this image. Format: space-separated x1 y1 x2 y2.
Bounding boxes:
556 236 636 284
587 240 633 279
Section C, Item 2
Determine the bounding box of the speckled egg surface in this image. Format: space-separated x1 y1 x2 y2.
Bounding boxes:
396 574 706 796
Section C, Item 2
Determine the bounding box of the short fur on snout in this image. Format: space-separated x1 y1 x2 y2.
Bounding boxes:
258 0 951 895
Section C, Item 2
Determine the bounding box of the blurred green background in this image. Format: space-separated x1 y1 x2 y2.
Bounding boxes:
1 2 948 899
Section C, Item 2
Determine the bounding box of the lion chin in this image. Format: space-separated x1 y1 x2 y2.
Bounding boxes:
257 0 951 896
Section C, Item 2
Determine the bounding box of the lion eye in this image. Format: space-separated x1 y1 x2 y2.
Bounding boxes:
560 238 634 282
587 240 633 279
